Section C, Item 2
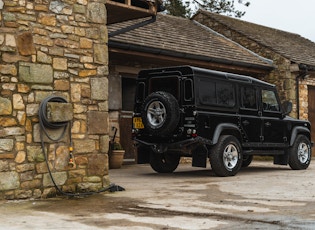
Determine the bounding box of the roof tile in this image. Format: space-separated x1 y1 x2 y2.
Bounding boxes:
108 13 273 69
197 10 315 67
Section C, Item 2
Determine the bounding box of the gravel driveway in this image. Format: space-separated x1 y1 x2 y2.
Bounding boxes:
1 160 315 229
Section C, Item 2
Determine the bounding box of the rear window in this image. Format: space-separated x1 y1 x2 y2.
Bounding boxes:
149 76 179 99
198 78 235 107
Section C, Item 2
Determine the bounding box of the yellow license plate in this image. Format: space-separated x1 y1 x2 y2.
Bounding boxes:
133 117 144 129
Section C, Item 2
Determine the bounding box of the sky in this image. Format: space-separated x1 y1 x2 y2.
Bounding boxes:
240 0 315 42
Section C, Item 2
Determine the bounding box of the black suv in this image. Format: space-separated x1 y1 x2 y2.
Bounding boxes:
132 66 312 176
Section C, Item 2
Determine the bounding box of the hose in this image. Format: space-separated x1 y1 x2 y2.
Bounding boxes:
39 96 124 197
38 96 68 141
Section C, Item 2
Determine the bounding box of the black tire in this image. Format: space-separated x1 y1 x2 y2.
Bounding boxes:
210 135 242 177
288 135 311 170
142 91 180 136
149 150 180 173
242 155 253 168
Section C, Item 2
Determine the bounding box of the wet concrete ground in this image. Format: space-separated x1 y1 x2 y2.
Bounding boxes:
1 160 315 229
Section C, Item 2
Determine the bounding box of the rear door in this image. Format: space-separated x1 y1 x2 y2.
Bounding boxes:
239 85 262 145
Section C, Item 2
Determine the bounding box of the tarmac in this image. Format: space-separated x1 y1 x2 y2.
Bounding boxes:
1 160 315 229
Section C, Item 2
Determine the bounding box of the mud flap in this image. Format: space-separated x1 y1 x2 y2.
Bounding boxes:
192 145 208 168
137 146 150 164
274 153 289 165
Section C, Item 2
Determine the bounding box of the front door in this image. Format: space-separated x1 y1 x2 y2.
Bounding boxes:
308 86 315 155
261 89 287 146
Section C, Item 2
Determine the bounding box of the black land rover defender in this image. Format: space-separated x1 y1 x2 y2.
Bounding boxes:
132 66 312 176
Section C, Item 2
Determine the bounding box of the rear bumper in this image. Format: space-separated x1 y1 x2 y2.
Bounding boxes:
134 136 213 151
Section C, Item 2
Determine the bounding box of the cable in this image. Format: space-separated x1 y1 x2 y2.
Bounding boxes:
39 96 124 197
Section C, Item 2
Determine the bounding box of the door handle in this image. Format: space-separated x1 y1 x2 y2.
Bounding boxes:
265 122 271 127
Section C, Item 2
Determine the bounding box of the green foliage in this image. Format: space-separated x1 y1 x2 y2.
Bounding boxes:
164 0 192 18
164 0 250 18
113 142 124 150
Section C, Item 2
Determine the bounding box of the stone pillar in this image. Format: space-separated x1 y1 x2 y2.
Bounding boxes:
0 0 109 199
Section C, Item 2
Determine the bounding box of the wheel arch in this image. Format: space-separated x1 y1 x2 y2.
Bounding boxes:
290 127 311 146
212 123 242 145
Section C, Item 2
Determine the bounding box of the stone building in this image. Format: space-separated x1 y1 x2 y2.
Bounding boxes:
193 10 315 149
108 13 274 161
0 0 109 199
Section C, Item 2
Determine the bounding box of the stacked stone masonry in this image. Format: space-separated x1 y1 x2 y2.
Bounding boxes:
0 0 109 199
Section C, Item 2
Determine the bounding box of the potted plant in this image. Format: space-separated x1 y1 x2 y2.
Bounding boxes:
109 141 125 169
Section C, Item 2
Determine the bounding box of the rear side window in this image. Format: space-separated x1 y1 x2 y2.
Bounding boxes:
135 82 145 103
198 79 235 107
241 86 257 109
184 79 193 101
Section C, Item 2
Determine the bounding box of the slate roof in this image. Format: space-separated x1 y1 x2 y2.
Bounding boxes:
108 13 273 70
195 10 315 68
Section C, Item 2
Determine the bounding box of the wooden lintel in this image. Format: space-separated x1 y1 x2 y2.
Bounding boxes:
114 65 142 75
109 47 271 77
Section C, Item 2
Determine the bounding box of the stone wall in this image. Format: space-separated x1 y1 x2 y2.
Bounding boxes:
0 0 109 199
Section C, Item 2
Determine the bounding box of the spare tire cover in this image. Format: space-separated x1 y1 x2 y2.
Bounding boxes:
141 91 180 136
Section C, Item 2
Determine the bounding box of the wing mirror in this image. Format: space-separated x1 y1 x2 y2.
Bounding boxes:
282 101 292 116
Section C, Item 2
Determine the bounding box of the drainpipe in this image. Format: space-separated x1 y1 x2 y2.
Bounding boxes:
296 65 309 119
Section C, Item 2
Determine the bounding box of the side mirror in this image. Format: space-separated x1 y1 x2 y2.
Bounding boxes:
282 101 292 116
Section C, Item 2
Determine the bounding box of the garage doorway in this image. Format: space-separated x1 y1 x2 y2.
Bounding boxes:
308 86 315 156
120 76 137 162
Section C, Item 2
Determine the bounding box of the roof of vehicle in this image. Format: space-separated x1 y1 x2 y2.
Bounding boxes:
138 66 275 87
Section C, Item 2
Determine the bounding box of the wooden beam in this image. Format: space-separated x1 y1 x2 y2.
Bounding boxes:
106 0 157 24
114 65 142 75
109 47 271 77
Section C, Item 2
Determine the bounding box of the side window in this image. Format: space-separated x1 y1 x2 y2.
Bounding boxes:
184 79 193 101
199 79 235 107
217 83 235 106
262 89 280 112
199 80 216 104
136 82 145 103
241 87 257 109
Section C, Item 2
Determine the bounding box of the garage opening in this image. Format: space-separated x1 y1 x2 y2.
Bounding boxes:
120 76 137 162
